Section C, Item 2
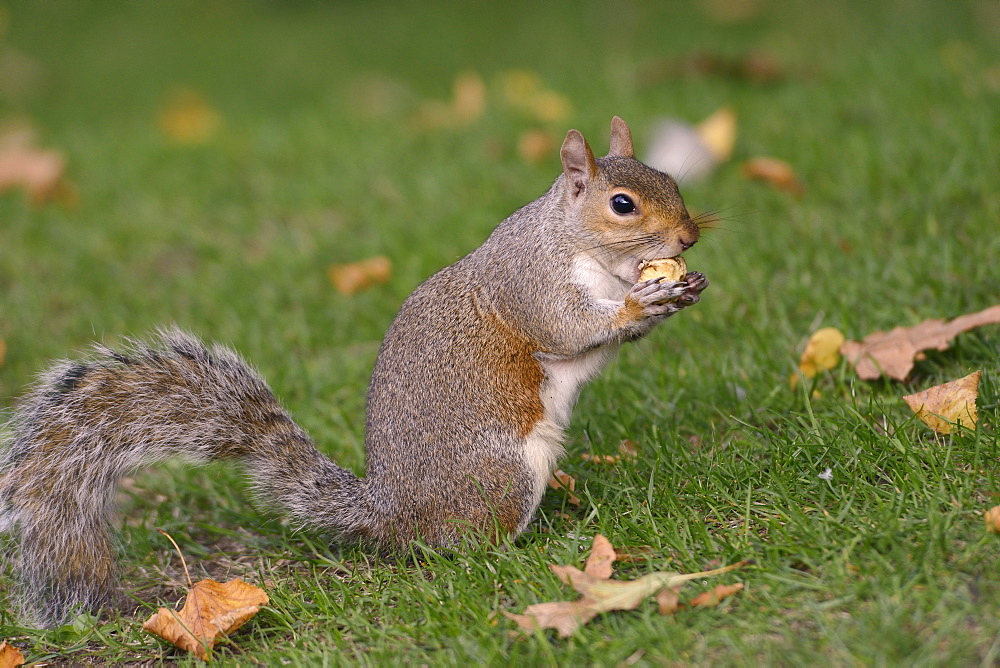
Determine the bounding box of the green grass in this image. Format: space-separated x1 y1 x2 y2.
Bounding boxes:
1 0 998 664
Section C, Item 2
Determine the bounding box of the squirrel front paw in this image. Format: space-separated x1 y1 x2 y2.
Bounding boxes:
626 271 709 319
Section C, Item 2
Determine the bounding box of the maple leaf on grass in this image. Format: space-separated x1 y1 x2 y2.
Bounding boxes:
0 640 25 668
841 305 1000 381
143 530 268 661
902 371 980 434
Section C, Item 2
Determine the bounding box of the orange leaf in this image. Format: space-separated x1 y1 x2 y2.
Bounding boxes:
985 506 1000 534
902 371 980 434
583 534 617 579
327 255 392 295
0 641 25 668
841 305 1000 381
741 156 803 196
689 582 745 607
143 578 269 660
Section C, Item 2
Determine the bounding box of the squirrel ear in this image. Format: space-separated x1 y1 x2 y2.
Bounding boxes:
560 129 598 196
607 116 634 158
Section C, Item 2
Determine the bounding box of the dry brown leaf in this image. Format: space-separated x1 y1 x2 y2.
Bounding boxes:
0 641 25 668
327 255 392 295
695 106 737 162
902 371 980 434
0 130 73 205
689 582 745 607
618 439 639 460
741 156 803 196
547 469 580 505
0 338 6 367
157 89 221 144
985 506 1000 534
583 534 617 579
508 535 749 637
143 578 269 660
655 586 681 615
841 305 1000 381
504 599 596 638
580 453 619 464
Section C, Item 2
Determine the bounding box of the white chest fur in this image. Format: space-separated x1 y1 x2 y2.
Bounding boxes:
517 254 627 528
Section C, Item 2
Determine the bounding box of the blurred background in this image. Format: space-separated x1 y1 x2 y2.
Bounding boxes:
0 0 997 411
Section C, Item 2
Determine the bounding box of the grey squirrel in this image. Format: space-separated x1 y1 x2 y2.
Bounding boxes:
0 117 708 627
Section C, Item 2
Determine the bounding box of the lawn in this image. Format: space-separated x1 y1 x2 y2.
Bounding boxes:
0 0 998 664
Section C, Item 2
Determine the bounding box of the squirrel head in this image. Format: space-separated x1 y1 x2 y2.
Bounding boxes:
559 117 699 279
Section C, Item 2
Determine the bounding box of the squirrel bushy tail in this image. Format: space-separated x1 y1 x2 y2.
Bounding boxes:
0 328 373 627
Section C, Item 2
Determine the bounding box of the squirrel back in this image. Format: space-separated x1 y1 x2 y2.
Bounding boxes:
0 117 708 626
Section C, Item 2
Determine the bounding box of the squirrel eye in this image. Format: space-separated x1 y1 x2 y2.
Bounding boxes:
610 193 636 214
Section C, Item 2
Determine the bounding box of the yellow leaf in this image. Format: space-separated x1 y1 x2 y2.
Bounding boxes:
0 640 25 668
695 106 737 162
799 327 845 378
143 578 269 660
327 255 392 295
157 89 221 144
902 371 980 434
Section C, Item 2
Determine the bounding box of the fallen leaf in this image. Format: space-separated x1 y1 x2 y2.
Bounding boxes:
985 506 1000 534
504 600 595 638
0 338 6 367
451 71 487 123
0 641 25 668
507 535 749 637
655 586 681 615
841 305 1000 381
689 582 745 607
583 534 616 579
517 129 556 164
547 469 580 506
580 453 619 464
695 106 737 162
741 157 804 196
798 327 845 377
327 255 392 295
902 371 980 434
499 70 571 122
143 578 269 660
157 89 221 144
646 109 732 184
0 129 71 204
618 439 639 460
